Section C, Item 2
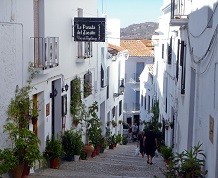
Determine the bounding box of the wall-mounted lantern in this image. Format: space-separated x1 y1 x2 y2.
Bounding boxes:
113 82 125 97
62 84 69 92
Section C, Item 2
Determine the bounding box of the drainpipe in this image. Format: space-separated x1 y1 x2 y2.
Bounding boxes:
0 22 24 87
193 63 200 147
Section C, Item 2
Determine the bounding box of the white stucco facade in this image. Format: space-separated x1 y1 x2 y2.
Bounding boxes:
153 0 218 177
0 1 127 175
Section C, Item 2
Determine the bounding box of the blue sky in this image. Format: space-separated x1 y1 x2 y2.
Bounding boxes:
98 0 163 28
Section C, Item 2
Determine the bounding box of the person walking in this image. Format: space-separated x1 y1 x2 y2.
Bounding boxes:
144 125 158 165
137 131 145 158
132 123 138 142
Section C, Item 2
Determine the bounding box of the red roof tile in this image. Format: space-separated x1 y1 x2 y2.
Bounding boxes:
120 40 154 57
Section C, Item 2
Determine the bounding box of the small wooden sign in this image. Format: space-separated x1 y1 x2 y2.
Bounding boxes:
46 103 50 117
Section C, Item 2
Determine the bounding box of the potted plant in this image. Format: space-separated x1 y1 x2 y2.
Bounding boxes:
62 129 74 161
106 121 111 127
111 120 117 128
160 145 173 164
72 130 83 161
116 133 122 145
165 120 170 130
160 143 208 177
0 68 42 178
118 120 123 124
43 135 62 169
84 101 102 157
105 128 114 149
99 135 108 153
70 77 85 127
122 136 128 145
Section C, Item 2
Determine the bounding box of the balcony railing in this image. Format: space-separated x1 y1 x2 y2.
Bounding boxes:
132 103 140 112
31 37 59 70
170 0 189 26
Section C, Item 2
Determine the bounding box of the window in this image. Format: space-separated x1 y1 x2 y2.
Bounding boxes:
141 94 143 107
119 100 122 116
162 44 164 59
144 95 146 110
168 37 172 64
62 94 67 116
180 41 186 94
107 67 110 99
101 65 104 88
176 39 180 81
84 72 92 98
148 95 150 111
136 62 144 82
112 106 115 118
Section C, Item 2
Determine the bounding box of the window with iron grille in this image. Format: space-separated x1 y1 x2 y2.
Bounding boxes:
119 100 122 116
180 40 186 94
176 39 180 81
168 37 172 64
84 72 92 98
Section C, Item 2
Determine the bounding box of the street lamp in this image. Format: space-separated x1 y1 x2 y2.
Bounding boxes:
113 82 125 97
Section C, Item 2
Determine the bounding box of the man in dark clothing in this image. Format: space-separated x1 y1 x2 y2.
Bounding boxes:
144 125 158 165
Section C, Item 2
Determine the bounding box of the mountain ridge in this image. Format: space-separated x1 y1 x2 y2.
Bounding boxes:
120 22 158 40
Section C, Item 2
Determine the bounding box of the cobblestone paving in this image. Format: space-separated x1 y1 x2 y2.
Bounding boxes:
29 142 166 178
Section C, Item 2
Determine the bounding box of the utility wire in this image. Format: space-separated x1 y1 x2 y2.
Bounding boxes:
189 2 218 38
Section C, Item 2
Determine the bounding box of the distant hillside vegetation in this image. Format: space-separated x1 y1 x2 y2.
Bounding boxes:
120 22 158 40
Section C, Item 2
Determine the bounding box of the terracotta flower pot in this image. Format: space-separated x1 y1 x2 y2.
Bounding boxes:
11 163 24 178
50 158 60 169
84 144 94 158
96 144 100 155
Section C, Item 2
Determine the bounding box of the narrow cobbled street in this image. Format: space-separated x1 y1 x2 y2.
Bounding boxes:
29 142 166 178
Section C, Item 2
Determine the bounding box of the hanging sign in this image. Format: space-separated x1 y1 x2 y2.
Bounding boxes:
74 17 105 42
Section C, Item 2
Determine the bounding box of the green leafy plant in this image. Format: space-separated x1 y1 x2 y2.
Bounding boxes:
116 133 122 144
111 120 117 127
43 135 62 161
160 146 173 161
122 136 128 145
0 65 42 174
160 142 208 178
85 101 102 147
70 77 86 126
72 130 83 155
99 135 108 149
62 130 74 159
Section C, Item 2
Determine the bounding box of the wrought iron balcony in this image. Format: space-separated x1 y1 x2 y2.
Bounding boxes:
31 37 59 70
170 0 189 26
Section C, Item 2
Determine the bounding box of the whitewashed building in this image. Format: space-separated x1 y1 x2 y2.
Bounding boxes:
0 0 127 175
153 0 218 177
120 40 153 130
